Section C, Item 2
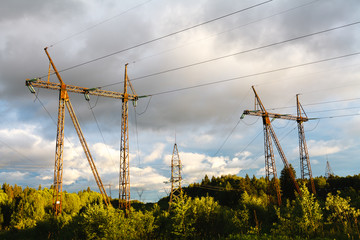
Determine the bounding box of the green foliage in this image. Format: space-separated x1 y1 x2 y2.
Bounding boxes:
324 191 360 238
1 174 360 239
280 165 297 200
62 192 81 215
10 188 51 230
75 204 156 240
169 193 196 238
272 184 323 238
168 193 235 239
77 204 122 239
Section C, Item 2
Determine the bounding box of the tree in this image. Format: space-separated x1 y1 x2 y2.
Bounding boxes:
325 191 360 238
280 164 297 200
272 184 323 237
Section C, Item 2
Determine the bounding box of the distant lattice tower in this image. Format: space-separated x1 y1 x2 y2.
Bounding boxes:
325 160 334 178
168 143 182 210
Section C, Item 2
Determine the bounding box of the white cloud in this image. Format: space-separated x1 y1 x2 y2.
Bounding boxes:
256 167 266 176
131 166 168 190
62 168 83 185
40 175 52 181
193 134 214 144
144 143 165 163
307 140 349 157
162 150 263 185
312 159 319 165
0 171 27 181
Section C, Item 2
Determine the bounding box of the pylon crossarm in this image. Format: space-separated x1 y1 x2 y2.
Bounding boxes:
26 79 137 100
65 100 110 206
243 110 309 122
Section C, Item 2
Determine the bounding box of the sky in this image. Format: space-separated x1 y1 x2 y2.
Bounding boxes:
0 0 360 202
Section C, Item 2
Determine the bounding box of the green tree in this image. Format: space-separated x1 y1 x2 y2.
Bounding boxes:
62 192 81 216
10 189 48 229
280 164 297 200
169 193 195 238
272 184 323 237
325 191 360 238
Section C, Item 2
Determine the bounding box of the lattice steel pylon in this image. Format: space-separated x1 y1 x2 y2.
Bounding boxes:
325 160 334 178
168 143 182 210
119 64 138 213
296 94 316 194
241 86 301 205
26 48 138 215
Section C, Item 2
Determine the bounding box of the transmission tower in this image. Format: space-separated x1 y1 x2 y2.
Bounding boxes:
26 48 138 215
119 64 138 213
296 94 316 194
168 143 182 210
325 160 334 178
242 86 301 205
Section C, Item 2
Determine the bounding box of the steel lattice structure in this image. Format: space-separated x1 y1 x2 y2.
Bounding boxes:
168 143 182 210
242 86 302 205
296 94 316 194
26 48 138 215
119 64 138 213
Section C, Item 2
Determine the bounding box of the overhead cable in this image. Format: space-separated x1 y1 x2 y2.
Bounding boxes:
49 0 154 47
131 0 321 64
145 51 360 96
99 20 360 88
88 101 118 171
268 97 360 111
213 119 241 157
40 0 272 78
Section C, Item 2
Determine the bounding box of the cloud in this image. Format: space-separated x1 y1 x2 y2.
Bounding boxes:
144 143 165 163
131 166 168 190
63 168 83 185
312 159 319 165
1 0 360 201
307 140 350 157
0 171 27 181
163 150 262 184
193 134 214 145
256 167 265 176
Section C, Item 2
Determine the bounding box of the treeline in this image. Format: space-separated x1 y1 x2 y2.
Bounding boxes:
183 170 360 208
0 170 359 239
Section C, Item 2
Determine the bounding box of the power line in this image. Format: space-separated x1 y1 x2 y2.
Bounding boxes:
131 0 321 64
193 184 244 192
40 0 272 78
317 113 360 119
49 0 154 47
99 20 360 88
146 51 360 96
32 94 87 164
268 97 360 111
212 88 253 157
307 106 360 114
136 95 152 115
134 107 142 167
238 129 263 157
0 138 36 164
213 119 241 157
88 101 118 172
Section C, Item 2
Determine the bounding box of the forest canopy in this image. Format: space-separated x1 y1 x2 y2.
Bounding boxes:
1 170 360 239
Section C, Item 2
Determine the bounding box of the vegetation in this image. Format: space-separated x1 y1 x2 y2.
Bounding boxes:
1 169 360 239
